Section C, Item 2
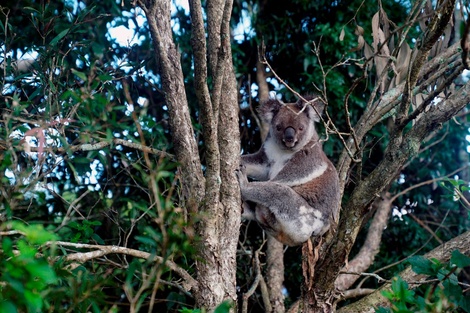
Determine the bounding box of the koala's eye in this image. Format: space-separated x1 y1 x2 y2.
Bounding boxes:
276 125 282 131
299 126 304 131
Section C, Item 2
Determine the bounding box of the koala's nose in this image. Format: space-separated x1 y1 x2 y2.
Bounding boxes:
284 127 296 143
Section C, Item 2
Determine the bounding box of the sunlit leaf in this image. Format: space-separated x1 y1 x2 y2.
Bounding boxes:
49 28 69 46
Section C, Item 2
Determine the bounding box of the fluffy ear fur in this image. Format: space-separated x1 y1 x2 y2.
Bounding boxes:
259 98 283 123
296 95 325 122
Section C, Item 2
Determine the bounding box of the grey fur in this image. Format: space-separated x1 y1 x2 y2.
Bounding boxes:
236 96 340 246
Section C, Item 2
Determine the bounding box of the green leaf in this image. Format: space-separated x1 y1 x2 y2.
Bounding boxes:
179 308 201 313
390 276 415 304
135 235 157 247
166 292 186 310
71 69 87 82
98 74 113 82
23 7 41 14
0 301 18 313
214 300 232 313
2 237 13 255
49 28 69 46
459 295 470 313
24 289 43 312
91 233 105 245
381 290 395 301
11 222 57 245
450 250 470 268
408 256 436 276
16 240 37 259
26 262 58 285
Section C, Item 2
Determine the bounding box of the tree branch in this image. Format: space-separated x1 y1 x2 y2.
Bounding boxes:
25 138 174 160
335 194 393 291
137 0 205 213
46 241 198 293
320 78 470 304
337 230 470 313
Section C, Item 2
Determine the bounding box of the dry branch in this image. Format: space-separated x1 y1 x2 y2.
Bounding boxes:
46 241 198 293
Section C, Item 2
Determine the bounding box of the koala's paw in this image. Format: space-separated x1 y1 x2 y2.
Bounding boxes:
235 164 248 187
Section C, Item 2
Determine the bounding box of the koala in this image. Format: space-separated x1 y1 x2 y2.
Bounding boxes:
236 95 340 246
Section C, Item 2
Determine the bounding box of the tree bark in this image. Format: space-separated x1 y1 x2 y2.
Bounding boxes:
138 0 205 212
335 194 393 291
266 236 285 313
139 0 241 310
190 0 241 309
217 32 242 309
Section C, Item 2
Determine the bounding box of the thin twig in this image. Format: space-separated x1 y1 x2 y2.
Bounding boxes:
45 241 198 292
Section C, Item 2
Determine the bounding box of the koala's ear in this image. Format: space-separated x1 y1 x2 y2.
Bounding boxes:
259 98 283 123
297 95 325 122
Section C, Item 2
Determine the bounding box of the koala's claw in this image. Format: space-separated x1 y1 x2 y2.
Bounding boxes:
235 165 248 186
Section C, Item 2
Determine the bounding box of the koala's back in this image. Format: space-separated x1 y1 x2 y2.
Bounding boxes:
274 141 340 234
292 159 340 228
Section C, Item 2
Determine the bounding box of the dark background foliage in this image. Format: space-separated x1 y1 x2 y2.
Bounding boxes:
0 0 468 311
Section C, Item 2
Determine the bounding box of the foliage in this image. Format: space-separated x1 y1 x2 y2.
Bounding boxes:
376 251 470 313
1 0 469 311
0 222 58 312
0 1 194 311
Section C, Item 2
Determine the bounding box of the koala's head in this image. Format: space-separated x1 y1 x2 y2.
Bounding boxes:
260 95 325 151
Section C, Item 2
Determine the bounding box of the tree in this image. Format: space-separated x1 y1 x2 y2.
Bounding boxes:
135 0 241 308
0 0 469 312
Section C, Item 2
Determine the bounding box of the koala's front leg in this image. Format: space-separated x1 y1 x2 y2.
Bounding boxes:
240 152 270 181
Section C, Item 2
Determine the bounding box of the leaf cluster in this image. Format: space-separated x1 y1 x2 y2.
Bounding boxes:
0 1 197 311
377 251 470 313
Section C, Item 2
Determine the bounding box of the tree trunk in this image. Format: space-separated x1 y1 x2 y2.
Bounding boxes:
139 0 241 310
267 236 285 313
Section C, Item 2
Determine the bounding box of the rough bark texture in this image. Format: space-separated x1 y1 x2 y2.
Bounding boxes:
139 0 240 310
217 41 242 308
139 0 205 212
335 194 393 291
191 0 241 309
337 230 470 313
266 236 285 313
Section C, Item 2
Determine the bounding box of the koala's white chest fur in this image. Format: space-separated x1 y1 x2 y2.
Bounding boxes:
264 139 294 180
264 138 328 185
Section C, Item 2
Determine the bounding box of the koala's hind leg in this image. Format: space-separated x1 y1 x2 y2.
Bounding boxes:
237 179 326 245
